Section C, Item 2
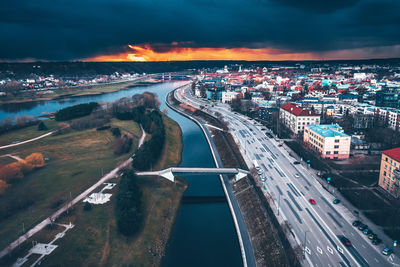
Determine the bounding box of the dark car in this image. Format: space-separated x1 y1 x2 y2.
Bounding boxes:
339 236 352 247
382 247 393 256
363 228 372 235
372 238 382 245
333 199 341 204
368 233 377 240
293 161 301 165
352 220 361 227
358 224 368 231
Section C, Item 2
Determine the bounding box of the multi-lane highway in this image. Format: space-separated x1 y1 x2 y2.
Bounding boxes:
176 85 400 267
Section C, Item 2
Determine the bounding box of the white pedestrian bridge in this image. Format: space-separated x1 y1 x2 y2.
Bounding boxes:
136 167 249 182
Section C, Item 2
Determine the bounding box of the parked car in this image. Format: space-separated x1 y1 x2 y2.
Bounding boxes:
278 143 283 147
372 238 382 245
382 247 393 256
358 224 368 231
368 233 377 240
294 173 300 178
363 228 372 235
293 161 300 165
352 220 361 227
333 199 341 204
309 198 316 205
339 236 352 247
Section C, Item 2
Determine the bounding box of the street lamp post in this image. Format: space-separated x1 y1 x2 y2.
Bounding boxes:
278 193 281 216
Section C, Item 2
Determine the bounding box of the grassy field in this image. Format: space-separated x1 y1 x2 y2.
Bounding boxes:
0 115 185 266
0 118 140 251
0 120 59 146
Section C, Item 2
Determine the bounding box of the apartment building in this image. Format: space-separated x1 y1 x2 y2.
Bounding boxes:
304 124 351 160
375 107 400 131
279 103 320 134
379 147 400 198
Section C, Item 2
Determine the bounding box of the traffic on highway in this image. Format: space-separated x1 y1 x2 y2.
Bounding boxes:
176 84 400 267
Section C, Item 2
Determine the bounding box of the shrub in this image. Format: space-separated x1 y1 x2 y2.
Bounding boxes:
37 121 48 131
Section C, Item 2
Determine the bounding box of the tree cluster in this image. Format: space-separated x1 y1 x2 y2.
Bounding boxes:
0 115 38 135
131 111 165 171
55 102 99 121
113 135 133 155
0 153 45 195
115 170 143 236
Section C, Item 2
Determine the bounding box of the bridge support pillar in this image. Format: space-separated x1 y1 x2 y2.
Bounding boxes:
234 172 248 182
159 169 175 182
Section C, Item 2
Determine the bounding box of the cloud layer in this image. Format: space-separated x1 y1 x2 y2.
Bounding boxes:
1 0 400 61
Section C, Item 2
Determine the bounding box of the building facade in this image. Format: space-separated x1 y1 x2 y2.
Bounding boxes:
279 103 320 134
378 147 400 198
304 124 351 160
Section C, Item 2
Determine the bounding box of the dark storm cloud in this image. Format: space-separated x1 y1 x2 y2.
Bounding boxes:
0 0 399 60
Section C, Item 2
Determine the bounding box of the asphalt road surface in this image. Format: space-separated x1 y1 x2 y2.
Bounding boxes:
178 85 400 267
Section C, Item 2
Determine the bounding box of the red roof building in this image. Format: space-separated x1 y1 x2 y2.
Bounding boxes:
280 103 317 116
379 147 400 197
382 147 400 163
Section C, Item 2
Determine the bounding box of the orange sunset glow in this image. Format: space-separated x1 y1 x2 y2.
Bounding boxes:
85 44 318 62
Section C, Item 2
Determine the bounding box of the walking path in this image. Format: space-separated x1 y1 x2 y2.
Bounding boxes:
0 126 146 259
0 131 55 150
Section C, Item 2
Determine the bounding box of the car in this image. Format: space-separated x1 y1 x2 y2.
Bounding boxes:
352 220 361 227
339 236 352 247
293 161 300 165
278 143 283 147
372 238 382 245
294 173 300 178
382 247 393 256
358 224 368 231
368 233 377 240
309 198 316 205
333 199 341 204
363 228 372 235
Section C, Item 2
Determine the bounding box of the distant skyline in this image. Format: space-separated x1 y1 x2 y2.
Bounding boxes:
1 0 400 62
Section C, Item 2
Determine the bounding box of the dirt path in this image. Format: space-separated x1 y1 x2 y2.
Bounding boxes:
0 131 55 150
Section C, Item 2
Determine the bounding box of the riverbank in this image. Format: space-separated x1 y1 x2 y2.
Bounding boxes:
0 114 185 266
0 78 160 105
170 87 300 266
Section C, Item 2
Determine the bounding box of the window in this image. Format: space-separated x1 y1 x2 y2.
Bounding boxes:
384 171 387 176
335 139 339 143
386 157 388 162
326 151 331 154
334 145 339 149
334 151 338 154
334 157 338 160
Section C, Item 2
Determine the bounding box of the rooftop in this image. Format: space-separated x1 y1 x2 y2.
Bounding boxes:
382 147 400 163
306 124 349 138
280 103 318 116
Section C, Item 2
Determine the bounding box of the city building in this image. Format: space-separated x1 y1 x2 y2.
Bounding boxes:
376 87 400 109
279 103 320 134
221 91 239 103
304 124 351 160
378 147 400 198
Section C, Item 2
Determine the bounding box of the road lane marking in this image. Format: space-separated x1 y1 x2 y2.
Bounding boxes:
327 246 334 254
317 246 323 254
305 247 311 254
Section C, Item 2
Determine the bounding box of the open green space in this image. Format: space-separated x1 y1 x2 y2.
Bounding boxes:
40 114 184 266
0 114 185 266
0 120 59 146
0 118 140 251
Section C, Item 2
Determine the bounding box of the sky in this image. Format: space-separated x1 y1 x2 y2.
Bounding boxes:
1 0 400 62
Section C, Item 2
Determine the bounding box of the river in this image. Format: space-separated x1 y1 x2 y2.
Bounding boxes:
0 82 242 267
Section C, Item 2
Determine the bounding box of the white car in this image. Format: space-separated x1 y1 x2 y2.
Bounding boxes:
294 173 300 178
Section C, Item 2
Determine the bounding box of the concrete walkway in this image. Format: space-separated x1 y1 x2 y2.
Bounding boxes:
0 131 55 150
0 126 146 259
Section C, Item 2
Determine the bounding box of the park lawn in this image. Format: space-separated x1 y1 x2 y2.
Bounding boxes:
110 118 142 138
0 120 59 146
0 119 141 251
37 115 185 266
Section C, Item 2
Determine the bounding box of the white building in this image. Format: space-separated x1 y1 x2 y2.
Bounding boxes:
279 103 320 134
222 91 239 103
